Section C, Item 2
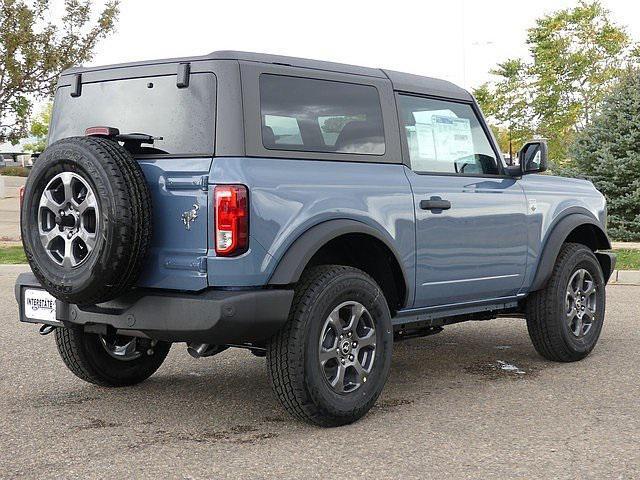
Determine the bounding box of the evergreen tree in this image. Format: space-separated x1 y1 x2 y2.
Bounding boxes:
571 71 640 240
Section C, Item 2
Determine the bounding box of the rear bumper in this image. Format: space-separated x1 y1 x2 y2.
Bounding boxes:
15 272 294 344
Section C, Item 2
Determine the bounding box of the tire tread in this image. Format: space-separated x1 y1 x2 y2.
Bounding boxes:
267 265 389 426
23 136 152 305
526 242 604 362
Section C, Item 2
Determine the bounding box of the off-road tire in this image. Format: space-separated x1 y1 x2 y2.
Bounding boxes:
526 243 606 362
21 136 152 305
55 327 170 387
267 265 393 427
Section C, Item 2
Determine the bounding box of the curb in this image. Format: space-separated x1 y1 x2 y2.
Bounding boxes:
609 270 640 286
0 264 30 277
0 264 29 269
611 242 640 250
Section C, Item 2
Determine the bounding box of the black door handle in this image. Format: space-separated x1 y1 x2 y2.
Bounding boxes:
420 198 451 211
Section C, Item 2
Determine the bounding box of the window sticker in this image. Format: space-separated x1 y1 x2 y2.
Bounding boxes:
432 115 474 162
415 122 436 160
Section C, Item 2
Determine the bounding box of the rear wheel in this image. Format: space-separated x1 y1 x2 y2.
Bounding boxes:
55 327 170 387
267 265 393 427
526 243 606 362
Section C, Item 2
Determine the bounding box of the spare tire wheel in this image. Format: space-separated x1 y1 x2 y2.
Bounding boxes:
21 136 152 305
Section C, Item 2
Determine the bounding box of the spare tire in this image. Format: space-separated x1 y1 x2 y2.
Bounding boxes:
21 136 152 305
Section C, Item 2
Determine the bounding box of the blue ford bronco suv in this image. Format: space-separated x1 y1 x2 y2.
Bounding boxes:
16 51 615 427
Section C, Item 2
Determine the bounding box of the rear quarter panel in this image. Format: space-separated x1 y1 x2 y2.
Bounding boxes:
206 157 416 301
137 158 211 290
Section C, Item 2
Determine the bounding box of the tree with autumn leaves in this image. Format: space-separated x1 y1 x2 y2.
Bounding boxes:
475 1 639 167
0 0 119 145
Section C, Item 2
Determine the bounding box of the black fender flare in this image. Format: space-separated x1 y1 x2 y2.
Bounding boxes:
267 219 410 304
530 212 612 291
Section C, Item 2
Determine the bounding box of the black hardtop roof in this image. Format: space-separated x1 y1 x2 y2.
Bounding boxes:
61 50 472 101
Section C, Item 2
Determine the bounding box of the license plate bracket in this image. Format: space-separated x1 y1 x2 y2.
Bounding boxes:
22 288 62 326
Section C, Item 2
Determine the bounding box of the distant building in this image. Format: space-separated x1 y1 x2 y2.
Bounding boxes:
0 138 38 167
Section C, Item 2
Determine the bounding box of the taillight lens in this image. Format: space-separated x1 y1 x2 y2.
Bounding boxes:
214 185 248 256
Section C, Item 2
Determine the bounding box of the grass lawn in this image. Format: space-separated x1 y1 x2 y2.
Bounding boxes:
0 245 26 264
610 249 640 270
0 245 639 269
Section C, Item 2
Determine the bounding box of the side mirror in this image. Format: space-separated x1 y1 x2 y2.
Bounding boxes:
504 164 522 177
518 141 548 174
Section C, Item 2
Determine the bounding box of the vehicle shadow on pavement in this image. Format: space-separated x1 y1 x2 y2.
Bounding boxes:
46 318 554 432
8 312 618 480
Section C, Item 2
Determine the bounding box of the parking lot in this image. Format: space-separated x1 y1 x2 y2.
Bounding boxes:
0 265 638 479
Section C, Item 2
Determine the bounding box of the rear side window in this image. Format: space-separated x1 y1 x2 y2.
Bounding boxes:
259 74 385 155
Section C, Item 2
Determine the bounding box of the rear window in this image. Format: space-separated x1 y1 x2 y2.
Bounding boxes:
49 73 216 155
259 74 385 155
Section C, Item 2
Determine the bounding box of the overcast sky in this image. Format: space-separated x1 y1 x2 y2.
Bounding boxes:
81 0 640 91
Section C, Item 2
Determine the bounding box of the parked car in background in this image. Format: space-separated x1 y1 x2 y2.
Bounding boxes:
15 51 614 426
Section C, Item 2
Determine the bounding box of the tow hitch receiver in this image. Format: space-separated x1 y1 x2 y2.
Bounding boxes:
39 324 56 336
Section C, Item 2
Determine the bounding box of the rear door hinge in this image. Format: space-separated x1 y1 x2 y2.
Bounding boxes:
165 175 209 191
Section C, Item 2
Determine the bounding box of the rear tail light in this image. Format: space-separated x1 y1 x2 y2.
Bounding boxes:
214 185 248 256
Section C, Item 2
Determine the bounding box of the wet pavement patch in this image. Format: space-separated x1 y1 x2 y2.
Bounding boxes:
465 359 538 380
32 391 100 407
126 424 279 449
496 360 526 374
232 432 279 444
263 416 287 423
372 398 414 411
76 418 121 430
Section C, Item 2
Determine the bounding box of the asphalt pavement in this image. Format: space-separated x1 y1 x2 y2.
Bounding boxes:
1 265 638 479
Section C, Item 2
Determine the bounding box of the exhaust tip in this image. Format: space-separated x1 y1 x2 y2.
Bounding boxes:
187 343 210 359
187 343 229 358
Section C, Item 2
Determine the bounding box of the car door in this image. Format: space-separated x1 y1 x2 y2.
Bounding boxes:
397 94 528 307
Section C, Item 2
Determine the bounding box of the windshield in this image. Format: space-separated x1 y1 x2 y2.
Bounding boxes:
49 72 216 155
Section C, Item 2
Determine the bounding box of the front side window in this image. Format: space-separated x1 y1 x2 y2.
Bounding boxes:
259 74 385 155
398 95 498 175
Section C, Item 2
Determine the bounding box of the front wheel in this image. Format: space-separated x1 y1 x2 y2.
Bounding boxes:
55 327 171 387
267 265 393 427
526 243 606 362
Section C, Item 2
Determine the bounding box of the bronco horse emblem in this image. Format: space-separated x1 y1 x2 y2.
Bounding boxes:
181 203 200 230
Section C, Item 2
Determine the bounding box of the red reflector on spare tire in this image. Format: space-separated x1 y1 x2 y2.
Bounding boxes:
85 126 120 137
